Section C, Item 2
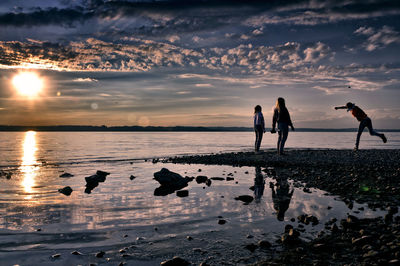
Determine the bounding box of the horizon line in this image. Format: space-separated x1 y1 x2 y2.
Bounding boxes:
1 125 399 132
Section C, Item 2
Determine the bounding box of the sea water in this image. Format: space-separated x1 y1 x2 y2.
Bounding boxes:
0 131 397 265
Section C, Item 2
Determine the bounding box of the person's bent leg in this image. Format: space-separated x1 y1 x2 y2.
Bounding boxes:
365 117 386 142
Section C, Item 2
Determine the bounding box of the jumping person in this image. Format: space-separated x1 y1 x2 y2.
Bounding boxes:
334 102 387 151
272 98 294 155
254 105 265 153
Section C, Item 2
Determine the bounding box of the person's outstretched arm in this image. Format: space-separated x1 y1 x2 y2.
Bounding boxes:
334 105 347 110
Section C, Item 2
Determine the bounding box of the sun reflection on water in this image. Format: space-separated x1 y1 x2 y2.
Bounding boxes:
20 131 39 198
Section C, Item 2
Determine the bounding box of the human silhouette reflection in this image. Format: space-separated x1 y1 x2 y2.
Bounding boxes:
269 169 294 221
254 166 265 203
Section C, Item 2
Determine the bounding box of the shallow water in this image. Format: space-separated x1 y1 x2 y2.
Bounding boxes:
0 131 394 265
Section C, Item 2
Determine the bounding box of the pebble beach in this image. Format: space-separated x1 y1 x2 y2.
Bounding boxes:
166 149 400 265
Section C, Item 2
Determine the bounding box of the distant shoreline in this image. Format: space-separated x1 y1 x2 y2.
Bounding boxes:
1 125 400 132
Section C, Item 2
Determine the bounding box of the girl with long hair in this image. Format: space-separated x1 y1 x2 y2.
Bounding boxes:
272 98 294 155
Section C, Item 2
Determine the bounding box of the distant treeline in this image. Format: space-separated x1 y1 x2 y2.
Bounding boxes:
0 125 399 132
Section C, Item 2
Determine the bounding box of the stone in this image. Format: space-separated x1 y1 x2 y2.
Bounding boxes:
205 179 212 187
96 251 105 258
245 243 258 252
218 219 226 225
71 250 82 255
196 176 208 184
176 190 189 197
154 169 192 196
58 186 73 196
52 254 61 258
210 177 225 181
85 170 110 194
60 172 74 178
154 168 191 191
258 240 271 249
161 256 190 266
130 175 136 180
226 177 234 181
234 195 254 204
187 236 193 241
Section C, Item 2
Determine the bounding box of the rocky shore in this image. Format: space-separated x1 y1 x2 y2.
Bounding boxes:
165 149 400 265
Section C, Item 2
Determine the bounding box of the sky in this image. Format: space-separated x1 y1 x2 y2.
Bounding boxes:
0 0 399 128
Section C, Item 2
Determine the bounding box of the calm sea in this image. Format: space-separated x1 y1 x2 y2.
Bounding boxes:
0 131 398 167
0 131 397 264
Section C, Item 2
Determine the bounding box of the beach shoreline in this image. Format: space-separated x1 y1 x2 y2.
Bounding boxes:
165 148 400 265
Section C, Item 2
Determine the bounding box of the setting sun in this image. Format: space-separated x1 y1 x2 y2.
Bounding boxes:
12 72 43 97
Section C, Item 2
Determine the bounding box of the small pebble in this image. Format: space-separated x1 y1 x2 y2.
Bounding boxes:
71 250 82 255
96 251 105 258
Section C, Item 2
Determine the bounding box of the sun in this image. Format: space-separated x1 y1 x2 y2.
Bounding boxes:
12 72 44 97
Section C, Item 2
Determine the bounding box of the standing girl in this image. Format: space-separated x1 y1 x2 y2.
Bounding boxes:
272 98 295 155
254 105 265 153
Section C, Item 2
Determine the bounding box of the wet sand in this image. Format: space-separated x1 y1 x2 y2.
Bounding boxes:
166 149 400 265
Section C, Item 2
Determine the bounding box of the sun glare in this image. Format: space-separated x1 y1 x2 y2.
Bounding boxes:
12 72 43 97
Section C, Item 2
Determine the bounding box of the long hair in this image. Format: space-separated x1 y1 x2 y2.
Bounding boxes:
254 105 262 114
276 97 286 111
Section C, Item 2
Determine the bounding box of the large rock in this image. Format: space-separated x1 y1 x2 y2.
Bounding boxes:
154 168 189 187
153 168 192 196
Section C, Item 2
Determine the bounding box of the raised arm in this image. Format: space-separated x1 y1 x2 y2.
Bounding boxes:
334 106 347 110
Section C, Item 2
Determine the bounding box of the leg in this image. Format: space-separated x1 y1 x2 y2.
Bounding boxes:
277 130 282 154
255 129 259 151
255 126 263 152
279 126 289 154
365 118 386 142
355 119 367 149
258 130 263 151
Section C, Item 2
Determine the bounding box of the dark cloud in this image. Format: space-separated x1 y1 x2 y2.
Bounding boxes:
1 0 399 29
0 7 94 27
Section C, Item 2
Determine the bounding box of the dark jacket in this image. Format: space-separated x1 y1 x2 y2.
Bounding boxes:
273 107 293 128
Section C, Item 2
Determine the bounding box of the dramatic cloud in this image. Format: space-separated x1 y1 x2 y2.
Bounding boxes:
0 0 399 127
354 26 400 51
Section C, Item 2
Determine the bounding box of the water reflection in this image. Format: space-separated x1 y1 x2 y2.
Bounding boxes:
269 168 294 221
253 166 265 203
20 131 39 197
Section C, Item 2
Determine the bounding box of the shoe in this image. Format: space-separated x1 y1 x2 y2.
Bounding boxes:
382 134 387 143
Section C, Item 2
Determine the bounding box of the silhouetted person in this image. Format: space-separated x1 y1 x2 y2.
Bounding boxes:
254 166 265 203
270 174 294 221
254 105 265 153
271 98 294 155
334 102 387 151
